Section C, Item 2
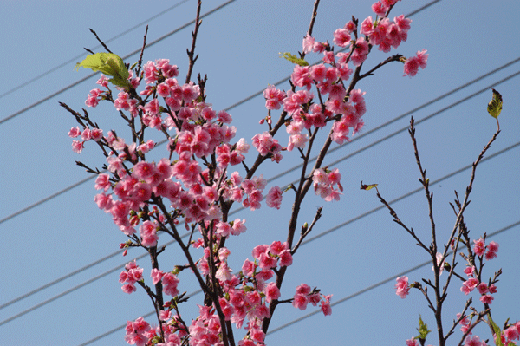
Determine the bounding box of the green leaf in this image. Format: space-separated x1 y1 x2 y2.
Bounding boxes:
489 315 504 346
416 315 431 340
360 182 378 191
487 88 503 119
279 52 309 66
75 53 130 88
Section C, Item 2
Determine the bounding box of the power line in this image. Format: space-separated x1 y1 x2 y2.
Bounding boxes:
0 239 173 327
3 55 517 228
0 175 97 227
2 66 517 315
221 0 447 114
0 223 116 310
269 58 520 184
2 0 503 226
0 0 237 126
0 0 496 325
71 139 519 344
77 285 204 346
267 219 520 336
5 137 515 331
300 140 520 246
406 0 442 17
226 69 520 218
0 0 191 101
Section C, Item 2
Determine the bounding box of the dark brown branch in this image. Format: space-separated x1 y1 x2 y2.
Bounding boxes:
89 28 113 54
137 25 149 76
185 0 202 84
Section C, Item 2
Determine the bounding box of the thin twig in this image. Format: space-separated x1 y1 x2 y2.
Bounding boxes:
185 0 202 84
89 28 113 54
137 25 148 76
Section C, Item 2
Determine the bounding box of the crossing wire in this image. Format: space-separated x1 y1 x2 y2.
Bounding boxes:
0 0 520 338
1 134 512 338
0 0 191 100
267 220 520 336
3 137 516 330
1 66 518 314
1 0 488 227
0 0 237 126
3 54 518 228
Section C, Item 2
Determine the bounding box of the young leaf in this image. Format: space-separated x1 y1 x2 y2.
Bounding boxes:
75 53 130 88
279 52 309 66
360 181 378 191
489 315 504 346
487 88 503 119
417 315 431 340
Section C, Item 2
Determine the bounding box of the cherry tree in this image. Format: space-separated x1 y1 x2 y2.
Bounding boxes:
62 0 516 345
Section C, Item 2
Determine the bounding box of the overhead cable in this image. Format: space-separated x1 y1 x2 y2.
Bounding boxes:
0 0 237 126
0 0 191 100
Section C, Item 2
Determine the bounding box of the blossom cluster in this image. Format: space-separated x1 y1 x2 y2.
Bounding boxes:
460 238 499 305
121 240 330 346
313 168 343 201
66 0 433 344
394 276 409 299
119 260 143 294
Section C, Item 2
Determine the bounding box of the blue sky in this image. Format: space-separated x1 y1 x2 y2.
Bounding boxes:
1 1 519 345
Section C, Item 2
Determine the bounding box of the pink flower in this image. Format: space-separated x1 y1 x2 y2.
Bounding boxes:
487 240 499 252
461 278 479 295
504 325 519 342
91 128 103 141
133 161 155 180
477 283 489 294
162 272 180 296
333 28 351 48
266 186 283 209
68 127 81 138
279 250 293 267
94 173 111 192
473 237 486 257
320 294 332 316
151 268 164 285
360 16 374 36
405 338 419 346
464 265 475 277
71 140 84 153
479 294 494 304
464 335 485 346
296 283 311 295
372 1 389 17
264 282 280 303
140 220 158 247
485 241 498 260
404 49 428 77
121 283 136 294
292 293 309 310
395 276 410 298
302 35 315 54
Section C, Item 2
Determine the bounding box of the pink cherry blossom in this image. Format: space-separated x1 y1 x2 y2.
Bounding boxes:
264 282 280 303
320 294 332 316
479 294 494 304
68 127 81 138
395 276 410 298
292 293 309 310
405 338 419 346
404 49 428 77
302 35 316 54
464 335 485 346
71 140 84 153
333 28 351 48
